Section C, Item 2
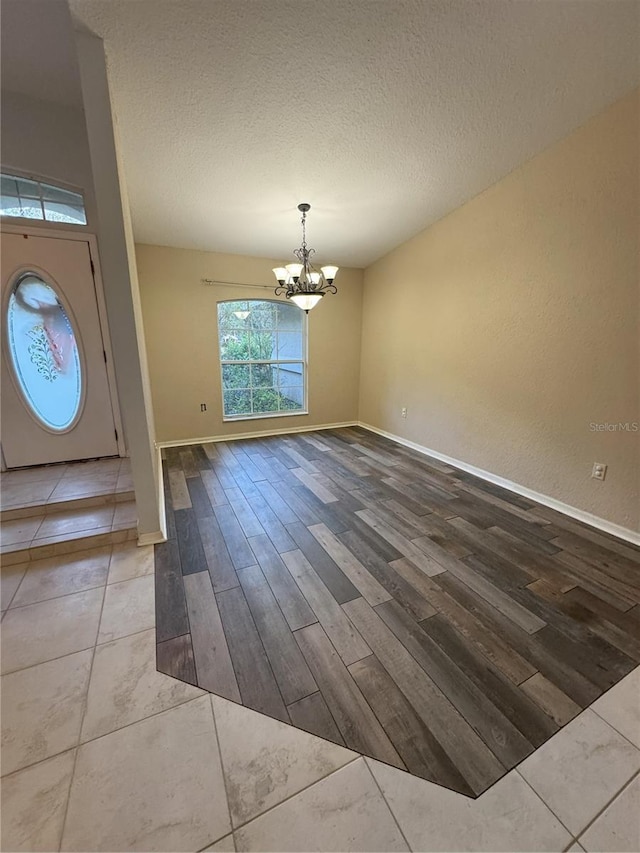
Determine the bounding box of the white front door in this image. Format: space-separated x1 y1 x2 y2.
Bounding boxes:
1 232 119 467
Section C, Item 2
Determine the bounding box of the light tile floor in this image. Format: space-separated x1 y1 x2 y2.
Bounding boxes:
1 541 639 852
0 458 137 562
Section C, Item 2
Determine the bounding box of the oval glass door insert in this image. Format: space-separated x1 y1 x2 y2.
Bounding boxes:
6 272 83 431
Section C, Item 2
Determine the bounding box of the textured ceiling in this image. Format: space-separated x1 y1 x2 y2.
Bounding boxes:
46 3 640 264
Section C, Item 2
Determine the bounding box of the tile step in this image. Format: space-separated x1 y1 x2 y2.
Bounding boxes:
0 523 138 566
0 489 135 522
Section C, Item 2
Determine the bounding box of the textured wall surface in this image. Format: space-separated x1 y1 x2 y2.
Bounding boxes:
136 244 363 442
359 91 639 530
0 90 97 227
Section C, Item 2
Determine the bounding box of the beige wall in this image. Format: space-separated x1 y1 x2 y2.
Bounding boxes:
359 90 639 531
136 244 363 442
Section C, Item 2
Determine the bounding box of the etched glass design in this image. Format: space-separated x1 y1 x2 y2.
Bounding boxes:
7 273 82 430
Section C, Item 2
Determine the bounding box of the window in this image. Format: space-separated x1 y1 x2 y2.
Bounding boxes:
217 299 307 419
1 173 87 225
6 272 83 431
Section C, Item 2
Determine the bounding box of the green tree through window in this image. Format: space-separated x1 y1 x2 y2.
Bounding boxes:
217 300 306 418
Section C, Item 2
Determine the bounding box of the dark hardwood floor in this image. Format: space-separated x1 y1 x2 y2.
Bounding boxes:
155 427 640 797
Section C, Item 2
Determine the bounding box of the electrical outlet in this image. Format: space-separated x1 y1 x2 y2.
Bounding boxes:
401 407 407 418
591 462 607 481
200 403 207 412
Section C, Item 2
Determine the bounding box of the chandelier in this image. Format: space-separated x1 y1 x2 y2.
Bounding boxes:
272 203 339 312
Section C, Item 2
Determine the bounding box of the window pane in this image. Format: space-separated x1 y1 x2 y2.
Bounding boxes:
7 273 83 430
248 301 275 331
13 176 41 198
279 388 304 410
276 302 302 330
251 363 274 388
223 389 251 416
0 197 43 219
43 201 87 225
218 301 249 331
250 329 276 360
40 183 83 205
222 363 249 389
252 388 280 414
220 331 251 360
277 331 303 359
1 176 19 195
275 363 303 388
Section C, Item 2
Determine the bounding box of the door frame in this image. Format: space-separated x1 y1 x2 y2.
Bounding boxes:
1 224 126 461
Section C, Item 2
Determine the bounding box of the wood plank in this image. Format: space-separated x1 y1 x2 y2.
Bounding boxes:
338 529 437 622
248 534 317 631
225 486 265 538
520 672 581 726
202 441 220 461
435 570 602 706
231 484 296 554
291 467 339 503
186 476 214 518
255 480 299 524
356 508 445 576
168 469 192 510
175 508 207 575
191 444 213 471
391 558 537 684
294 622 404 768
374 599 534 768
217 585 288 722
238 564 317 704
421 614 559 747
273 480 321 526
201 469 228 507
383 500 472 557
282 549 371 665
154 540 189 642
343 597 506 794
213 503 256 569
196 514 238 593
156 633 198 685
308 523 392 606
179 448 200 478
183 570 241 702
285 522 360 605
412 535 546 635
286 691 345 746
349 655 474 796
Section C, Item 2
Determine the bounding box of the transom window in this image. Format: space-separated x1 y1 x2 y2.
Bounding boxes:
217 299 307 420
1 173 87 225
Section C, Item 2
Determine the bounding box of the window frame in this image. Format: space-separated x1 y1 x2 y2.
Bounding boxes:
0 169 87 227
216 298 309 422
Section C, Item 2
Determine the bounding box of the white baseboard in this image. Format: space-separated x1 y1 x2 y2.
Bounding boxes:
157 421 358 449
136 448 169 547
358 421 640 546
137 530 166 546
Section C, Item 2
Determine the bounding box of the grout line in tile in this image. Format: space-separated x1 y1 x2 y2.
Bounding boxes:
590 702 640 753
207 695 234 841
573 767 640 847
363 755 413 851
226 753 362 835
57 564 110 853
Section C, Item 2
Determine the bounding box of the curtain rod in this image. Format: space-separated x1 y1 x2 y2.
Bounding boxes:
201 278 273 290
